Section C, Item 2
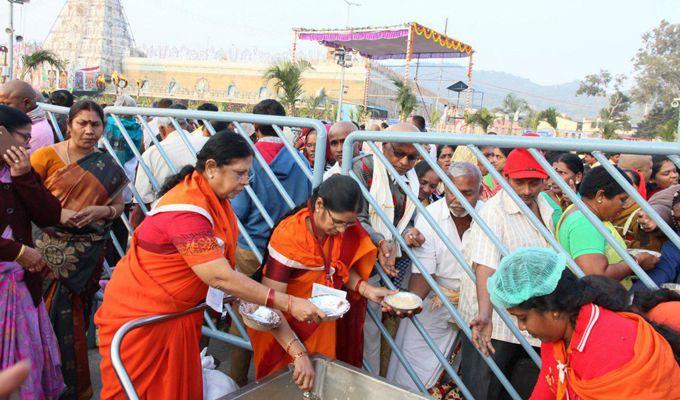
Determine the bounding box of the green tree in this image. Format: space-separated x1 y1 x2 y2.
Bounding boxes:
500 93 528 134
576 70 631 139
631 20 680 140
464 108 497 133
19 50 65 79
430 108 443 129
391 78 418 120
539 107 559 129
301 88 327 118
263 59 313 116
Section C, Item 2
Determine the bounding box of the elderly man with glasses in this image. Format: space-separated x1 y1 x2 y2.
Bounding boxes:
352 122 426 375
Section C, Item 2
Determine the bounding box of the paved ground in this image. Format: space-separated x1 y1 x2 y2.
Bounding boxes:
88 338 252 399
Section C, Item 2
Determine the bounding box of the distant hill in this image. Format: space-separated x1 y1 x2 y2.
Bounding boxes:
388 62 641 121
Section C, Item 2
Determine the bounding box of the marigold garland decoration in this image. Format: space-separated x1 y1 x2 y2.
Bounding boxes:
411 22 473 54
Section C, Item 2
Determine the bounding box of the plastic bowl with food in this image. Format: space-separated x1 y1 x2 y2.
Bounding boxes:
309 295 350 321
384 291 423 313
628 248 662 258
239 302 281 331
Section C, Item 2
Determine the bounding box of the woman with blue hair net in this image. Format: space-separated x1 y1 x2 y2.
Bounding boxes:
487 247 680 399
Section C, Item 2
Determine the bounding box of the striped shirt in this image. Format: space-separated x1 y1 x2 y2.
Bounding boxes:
459 190 555 345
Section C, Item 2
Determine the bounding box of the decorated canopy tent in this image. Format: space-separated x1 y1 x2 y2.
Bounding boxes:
293 22 475 109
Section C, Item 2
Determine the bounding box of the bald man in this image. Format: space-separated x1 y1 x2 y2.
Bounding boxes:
323 121 359 180
618 154 653 182
353 122 426 374
0 80 55 153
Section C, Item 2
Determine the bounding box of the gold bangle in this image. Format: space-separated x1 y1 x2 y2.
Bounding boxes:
14 245 26 262
108 206 117 220
284 337 300 355
292 350 307 362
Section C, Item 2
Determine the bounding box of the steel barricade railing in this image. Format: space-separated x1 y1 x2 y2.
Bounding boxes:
350 146 527 399
341 130 680 398
39 102 327 354
110 297 242 400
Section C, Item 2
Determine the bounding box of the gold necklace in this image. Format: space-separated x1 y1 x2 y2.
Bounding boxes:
65 139 94 164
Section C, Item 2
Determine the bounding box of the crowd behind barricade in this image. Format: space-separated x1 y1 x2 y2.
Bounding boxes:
0 78 679 399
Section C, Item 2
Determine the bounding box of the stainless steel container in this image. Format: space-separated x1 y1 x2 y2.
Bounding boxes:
221 355 431 400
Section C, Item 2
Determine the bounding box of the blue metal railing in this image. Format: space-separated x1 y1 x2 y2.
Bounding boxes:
40 102 680 399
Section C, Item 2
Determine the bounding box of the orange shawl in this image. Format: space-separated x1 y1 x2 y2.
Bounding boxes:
554 311 680 400
250 207 377 378
95 172 238 400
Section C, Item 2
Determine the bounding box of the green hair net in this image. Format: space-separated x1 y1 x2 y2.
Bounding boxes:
487 247 566 309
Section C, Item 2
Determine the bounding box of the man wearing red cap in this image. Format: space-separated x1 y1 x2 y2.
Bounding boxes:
458 148 556 399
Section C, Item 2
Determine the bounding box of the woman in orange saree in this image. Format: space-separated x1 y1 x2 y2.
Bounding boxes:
250 175 402 382
31 101 128 400
95 132 323 399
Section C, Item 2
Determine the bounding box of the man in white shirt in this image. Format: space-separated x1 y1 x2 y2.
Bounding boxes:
132 116 208 223
386 162 483 390
458 148 554 399
323 121 359 180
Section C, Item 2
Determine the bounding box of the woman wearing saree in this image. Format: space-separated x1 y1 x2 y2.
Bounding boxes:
487 247 680 399
30 100 128 400
0 105 64 398
250 175 405 382
95 131 324 399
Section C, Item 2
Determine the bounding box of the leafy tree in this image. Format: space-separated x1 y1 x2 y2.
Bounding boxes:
631 20 680 140
501 93 529 133
391 78 418 120
539 107 559 129
464 108 497 133
20 50 65 79
576 70 631 139
263 60 313 116
301 88 327 118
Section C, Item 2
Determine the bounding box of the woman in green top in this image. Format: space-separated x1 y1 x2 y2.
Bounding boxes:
557 165 659 281
541 152 585 228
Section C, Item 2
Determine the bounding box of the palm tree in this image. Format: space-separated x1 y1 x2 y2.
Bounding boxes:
391 78 418 120
302 88 327 118
500 93 528 134
464 108 497 133
539 107 559 129
19 50 65 80
263 60 313 116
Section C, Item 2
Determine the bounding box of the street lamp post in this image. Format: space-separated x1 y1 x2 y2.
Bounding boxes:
336 0 359 121
6 0 29 81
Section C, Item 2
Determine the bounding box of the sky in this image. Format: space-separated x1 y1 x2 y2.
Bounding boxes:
0 0 677 86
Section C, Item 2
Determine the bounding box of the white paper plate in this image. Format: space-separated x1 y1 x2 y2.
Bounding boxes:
628 248 662 258
309 295 350 321
385 292 423 312
239 302 281 331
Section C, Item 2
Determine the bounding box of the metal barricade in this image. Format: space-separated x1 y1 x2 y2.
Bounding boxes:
38 100 680 399
340 131 680 399
39 102 327 354
110 297 239 400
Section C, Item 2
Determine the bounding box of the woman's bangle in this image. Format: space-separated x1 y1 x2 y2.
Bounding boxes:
265 288 275 308
359 281 368 297
285 337 301 355
292 350 307 362
107 206 117 220
14 245 26 262
353 279 366 293
286 295 292 314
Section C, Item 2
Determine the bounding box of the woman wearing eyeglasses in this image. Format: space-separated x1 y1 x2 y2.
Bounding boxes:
96 132 324 399
249 175 401 389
